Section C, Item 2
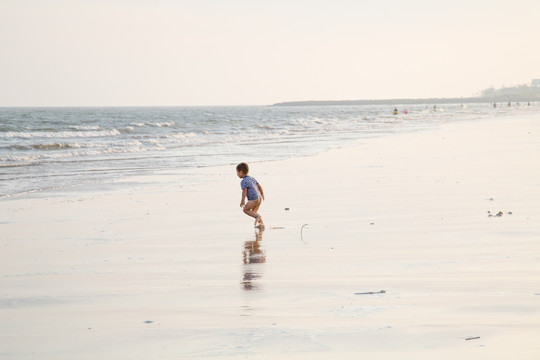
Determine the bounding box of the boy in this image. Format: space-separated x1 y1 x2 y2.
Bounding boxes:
236 162 265 228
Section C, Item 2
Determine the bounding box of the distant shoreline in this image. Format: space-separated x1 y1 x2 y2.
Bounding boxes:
273 94 540 106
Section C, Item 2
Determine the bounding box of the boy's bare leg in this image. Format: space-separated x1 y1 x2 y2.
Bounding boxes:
252 200 264 226
244 199 263 227
252 199 264 227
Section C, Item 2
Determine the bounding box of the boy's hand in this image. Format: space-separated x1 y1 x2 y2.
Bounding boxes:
240 201 245 208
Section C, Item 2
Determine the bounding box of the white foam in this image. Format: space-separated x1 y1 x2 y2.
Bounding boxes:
155 122 175 127
0 129 121 139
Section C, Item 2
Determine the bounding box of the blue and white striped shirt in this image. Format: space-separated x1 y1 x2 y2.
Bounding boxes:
240 176 260 201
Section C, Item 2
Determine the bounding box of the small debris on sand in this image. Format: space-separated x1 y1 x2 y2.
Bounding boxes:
300 224 309 243
355 290 386 295
487 210 512 217
465 336 480 341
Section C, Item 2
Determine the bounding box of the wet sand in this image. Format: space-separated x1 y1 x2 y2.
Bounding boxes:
1 114 540 359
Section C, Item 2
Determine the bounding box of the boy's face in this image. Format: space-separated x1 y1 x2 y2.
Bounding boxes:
236 170 246 178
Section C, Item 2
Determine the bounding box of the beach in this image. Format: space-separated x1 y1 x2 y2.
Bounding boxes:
1 113 540 359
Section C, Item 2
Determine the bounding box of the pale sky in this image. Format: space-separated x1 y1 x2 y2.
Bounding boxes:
1 0 539 106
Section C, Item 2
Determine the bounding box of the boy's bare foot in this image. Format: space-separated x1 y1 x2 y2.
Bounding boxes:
254 216 264 228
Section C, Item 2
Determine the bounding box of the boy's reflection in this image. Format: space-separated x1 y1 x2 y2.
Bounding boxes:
242 229 266 291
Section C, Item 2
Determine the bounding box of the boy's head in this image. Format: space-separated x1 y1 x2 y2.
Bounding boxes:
236 162 249 178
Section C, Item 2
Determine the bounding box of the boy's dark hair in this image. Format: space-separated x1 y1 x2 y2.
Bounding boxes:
236 162 249 174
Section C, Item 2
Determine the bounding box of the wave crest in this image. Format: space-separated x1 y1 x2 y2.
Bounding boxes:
32 143 82 150
0 129 120 139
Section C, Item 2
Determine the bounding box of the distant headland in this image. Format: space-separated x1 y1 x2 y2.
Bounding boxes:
273 81 540 106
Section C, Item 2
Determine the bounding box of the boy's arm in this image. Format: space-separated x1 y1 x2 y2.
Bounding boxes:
240 188 247 207
257 183 265 201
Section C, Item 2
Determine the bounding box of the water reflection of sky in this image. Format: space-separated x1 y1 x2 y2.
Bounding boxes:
242 229 266 291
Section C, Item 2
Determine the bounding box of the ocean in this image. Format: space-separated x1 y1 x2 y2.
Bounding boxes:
1 103 538 198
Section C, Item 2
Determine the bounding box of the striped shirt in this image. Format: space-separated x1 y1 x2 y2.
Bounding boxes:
240 176 260 201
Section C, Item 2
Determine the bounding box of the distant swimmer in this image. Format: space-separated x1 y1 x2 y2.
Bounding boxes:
433 104 437 111
493 102 497 108
528 102 531 106
393 108 398 115
403 109 409 114
508 102 511 107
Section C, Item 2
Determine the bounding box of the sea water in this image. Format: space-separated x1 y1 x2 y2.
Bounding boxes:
0 103 537 198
